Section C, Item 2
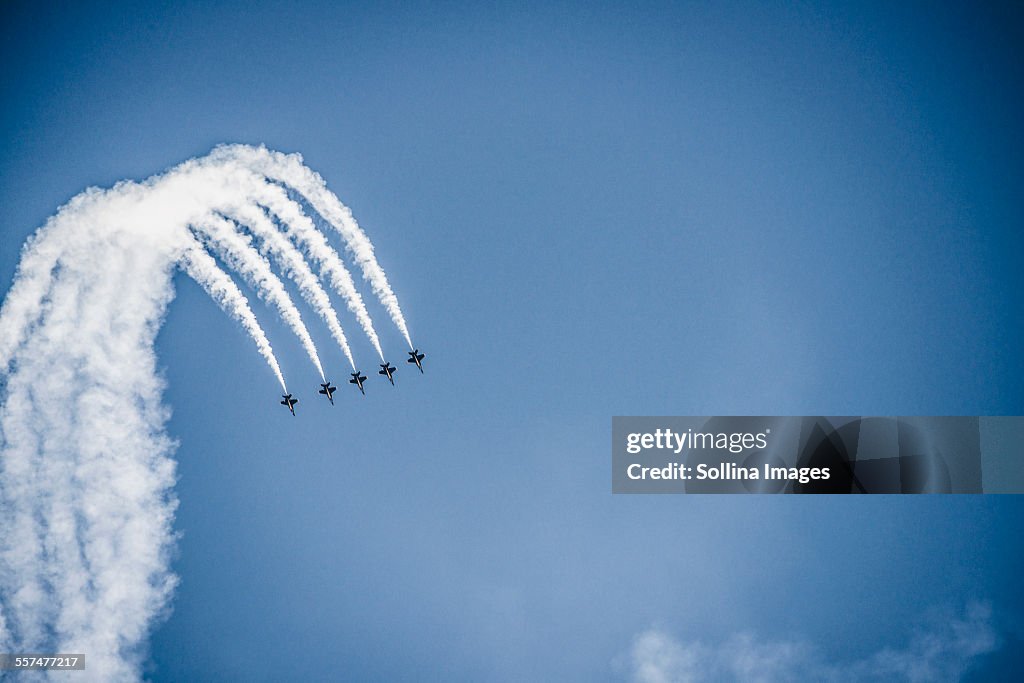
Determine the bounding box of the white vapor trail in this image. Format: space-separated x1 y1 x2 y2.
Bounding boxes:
211 144 415 349
179 240 287 392
243 181 385 362
223 203 359 369
191 214 326 381
0 146 413 681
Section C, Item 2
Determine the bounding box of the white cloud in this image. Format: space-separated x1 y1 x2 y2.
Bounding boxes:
625 602 998 683
629 629 703 683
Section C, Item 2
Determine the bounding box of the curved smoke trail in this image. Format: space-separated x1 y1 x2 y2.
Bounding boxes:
224 203 359 370
242 182 385 363
210 145 415 349
180 240 288 392
0 147 412 681
192 213 326 381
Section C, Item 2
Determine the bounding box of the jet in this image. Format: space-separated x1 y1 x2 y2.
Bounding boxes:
280 394 299 416
349 371 368 395
407 349 425 373
378 362 397 385
319 381 338 405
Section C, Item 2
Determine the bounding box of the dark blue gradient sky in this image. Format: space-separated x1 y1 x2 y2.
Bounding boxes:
1 1 1022 680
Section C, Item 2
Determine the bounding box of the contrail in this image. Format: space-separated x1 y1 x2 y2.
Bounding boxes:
0 145 414 681
242 181 385 361
191 213 326 382
0 176 190 681
0 195 88 370
179 240 288 392
223 202 359 370
212 145 415 349
206 155 385 361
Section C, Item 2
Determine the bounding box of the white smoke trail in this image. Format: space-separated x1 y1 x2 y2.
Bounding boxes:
179 240 287 392
223 203 359 369
240 181 385 361
0 145 411 681
211 145 415 349
0 226 63 370
191 213 325 381
0 177 192 682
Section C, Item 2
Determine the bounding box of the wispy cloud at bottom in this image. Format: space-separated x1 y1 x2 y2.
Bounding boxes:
623 602 998 683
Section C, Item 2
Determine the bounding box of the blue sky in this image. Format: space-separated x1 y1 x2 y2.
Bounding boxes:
1 1 1022 680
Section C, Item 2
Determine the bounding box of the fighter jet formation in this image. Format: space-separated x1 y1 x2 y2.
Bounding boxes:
282 352 424 414
276 350 423 413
